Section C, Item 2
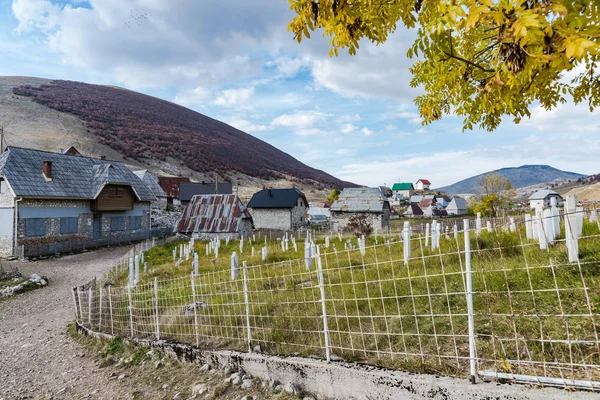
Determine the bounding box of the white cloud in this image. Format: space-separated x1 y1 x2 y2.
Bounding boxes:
361 127 375 136
173 86 211 108
12 0 59 31
222 118 267 133
340 124 356 134
271 110 327 129
213 87 254 108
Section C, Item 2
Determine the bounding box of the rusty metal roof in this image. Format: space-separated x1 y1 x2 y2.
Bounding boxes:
176 194 253 234
330 187 388 213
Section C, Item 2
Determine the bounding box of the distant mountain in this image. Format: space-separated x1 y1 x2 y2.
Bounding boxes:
436 165 587 194
3 77 356 192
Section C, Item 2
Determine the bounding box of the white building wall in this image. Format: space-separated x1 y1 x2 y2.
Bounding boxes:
252 208 292 231
0 180 15 258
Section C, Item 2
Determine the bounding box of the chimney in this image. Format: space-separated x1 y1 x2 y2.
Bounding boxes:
268 188 272 197
42 161 53 181
98 155 106 160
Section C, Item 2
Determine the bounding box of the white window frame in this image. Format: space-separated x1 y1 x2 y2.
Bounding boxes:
0 179 7 194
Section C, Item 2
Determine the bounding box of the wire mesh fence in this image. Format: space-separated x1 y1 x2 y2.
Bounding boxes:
73 204 600 391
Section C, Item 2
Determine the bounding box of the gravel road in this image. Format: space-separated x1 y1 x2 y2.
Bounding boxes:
0 247 135 400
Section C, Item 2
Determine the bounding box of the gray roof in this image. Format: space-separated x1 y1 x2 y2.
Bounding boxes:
248 188 307 209
409 195 423 203
179 182 233 202
134 170 167 199
0 147 155 201
330 188 388 213
447 197 467 210
528 189 561 200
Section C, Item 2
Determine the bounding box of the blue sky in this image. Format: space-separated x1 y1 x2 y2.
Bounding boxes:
1 0 599 187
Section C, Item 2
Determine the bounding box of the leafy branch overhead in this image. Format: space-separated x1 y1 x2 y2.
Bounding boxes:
288 0 600 131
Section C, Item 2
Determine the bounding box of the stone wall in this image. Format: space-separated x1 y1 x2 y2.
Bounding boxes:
0 187 14 208
0 235 13 258
290 205 308 230
16 200 151 245
252 209 292 231
331 211 389 231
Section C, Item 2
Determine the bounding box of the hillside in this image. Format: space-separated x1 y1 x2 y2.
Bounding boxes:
0 77 355 200
436 165 586 194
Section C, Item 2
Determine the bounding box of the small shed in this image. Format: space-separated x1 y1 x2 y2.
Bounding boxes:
247 188 308 231
176 194 253 239
528 190 563 209
404 203 424 218
446 197 468 215
416 179 431 191
330 187 390 231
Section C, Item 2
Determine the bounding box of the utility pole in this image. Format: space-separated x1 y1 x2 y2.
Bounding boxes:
0 127 4 154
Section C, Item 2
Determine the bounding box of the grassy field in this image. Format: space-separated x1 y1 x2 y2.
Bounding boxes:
86 217 600 383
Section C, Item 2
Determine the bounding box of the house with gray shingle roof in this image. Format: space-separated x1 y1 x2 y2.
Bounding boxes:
0 147 156 258
134 169 168 208
528 190 563 209
446 197 468 215
330 187 390 231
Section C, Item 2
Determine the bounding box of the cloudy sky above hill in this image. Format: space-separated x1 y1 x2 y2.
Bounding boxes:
1 0 598 187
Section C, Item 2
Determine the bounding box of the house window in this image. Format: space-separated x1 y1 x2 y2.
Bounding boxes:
0 179 6 194
60 217 79 234
110 216 125 231
130 216 142 230
25 218 46 237
108 186 125 198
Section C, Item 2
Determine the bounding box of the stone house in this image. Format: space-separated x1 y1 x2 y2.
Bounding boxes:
0 147 156 258
446 197 468 215
528 190 563 209
176 194 253 240
133 170 168 208
330 187 391 231
247 188 308 231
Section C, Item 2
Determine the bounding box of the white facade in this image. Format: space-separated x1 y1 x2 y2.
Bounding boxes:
0 178 15 258
415 180 431 190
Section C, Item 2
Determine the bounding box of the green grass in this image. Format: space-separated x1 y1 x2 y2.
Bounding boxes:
89 218 600 382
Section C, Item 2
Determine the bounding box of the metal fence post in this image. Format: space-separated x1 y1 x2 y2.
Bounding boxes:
108 285 114 335
190 272 200 347
463 219 477 384
127 285 134 338
242 261 252 352
316 245 331 362
154 277 160 340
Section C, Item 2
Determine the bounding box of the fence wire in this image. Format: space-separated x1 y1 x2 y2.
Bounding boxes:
73 206 600 391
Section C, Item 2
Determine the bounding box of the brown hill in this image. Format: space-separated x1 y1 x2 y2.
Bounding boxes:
2 77 355 199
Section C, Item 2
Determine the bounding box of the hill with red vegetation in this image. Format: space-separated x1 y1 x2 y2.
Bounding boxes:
12 80 354 189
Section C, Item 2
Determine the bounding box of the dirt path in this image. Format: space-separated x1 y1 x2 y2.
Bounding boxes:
0 247 135 400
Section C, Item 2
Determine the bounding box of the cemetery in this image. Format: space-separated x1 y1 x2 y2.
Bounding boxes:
74 196 600 390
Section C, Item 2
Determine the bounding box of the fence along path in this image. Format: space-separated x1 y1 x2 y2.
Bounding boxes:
73 201 600 392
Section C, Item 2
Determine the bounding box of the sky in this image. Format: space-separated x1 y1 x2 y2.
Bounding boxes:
0 0 598 188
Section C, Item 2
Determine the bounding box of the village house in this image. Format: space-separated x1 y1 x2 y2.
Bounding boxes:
446 197 468 215
415 179 431 191
404 203 424 218
176 194 253 239
133 170 168 208
330 187 391 231
247 188 308 231
0 147 155 258
391 182 414 200
528 190 563 209
178 181 233 206
157 176 191 206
